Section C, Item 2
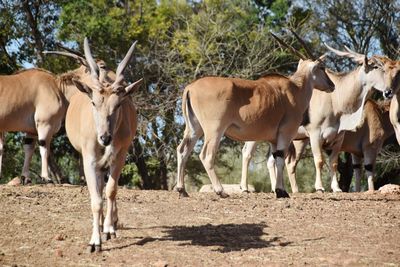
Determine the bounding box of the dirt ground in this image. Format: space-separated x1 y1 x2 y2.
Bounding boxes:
0 185 399 267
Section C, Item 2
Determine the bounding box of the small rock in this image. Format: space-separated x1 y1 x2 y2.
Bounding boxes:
7 177 22 186
153 260 168 267
378 184 400 194
199 184 256 193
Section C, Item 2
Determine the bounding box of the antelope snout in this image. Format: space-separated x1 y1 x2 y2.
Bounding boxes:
383 89 394 99
99 134 112 146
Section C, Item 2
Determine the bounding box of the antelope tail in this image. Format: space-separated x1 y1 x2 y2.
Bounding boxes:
183 89 198 134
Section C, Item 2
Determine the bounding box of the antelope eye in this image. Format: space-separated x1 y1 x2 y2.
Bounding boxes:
91 101 95 107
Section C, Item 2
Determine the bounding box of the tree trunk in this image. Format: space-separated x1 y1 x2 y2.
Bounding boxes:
48 152 65 184
22 0 44 65
132 139 151 189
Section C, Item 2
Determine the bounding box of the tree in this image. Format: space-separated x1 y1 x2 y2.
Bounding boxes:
303 0 400 57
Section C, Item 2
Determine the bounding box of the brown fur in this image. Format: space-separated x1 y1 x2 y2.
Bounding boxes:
241 54 391 193
0 68 67 182
177 58 334 197
341 99 393 157
284 99 394 192
0 62 117 183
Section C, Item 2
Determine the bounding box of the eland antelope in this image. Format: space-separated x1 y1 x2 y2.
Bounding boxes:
376 57 400 145
337 100 393 191
65 38 141 252
0 68 67 184
282 99 394 193
5 49 116 185
176 33 335 199
240 45 389 193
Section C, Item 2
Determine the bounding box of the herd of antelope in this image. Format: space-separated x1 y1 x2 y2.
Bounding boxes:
1 31 399 252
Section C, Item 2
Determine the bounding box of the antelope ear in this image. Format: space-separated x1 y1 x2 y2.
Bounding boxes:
72 79 92 97
124 78 143 96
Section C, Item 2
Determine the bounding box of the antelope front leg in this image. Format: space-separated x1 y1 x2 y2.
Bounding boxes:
36 124 53 183
309 132 325 192
327 148 342 192
103 149 127 241
83 156 104 253
267 145 277 192
285 140 307 194
241 141 257 193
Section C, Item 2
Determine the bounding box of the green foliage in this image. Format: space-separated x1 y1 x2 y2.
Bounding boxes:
120 163 142 188
172 0 281 80
1 133 41 183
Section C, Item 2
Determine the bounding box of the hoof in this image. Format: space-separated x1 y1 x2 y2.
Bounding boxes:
102 232 111 241
275 188 290 198
177 188 189 198
110 232 117 239
241 190 250 194
23 177 32 185
87 244 101 253
216 191 229 198
316 189 325 194
332 189 343 193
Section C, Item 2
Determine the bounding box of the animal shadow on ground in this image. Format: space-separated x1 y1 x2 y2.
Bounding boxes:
136 223 291 253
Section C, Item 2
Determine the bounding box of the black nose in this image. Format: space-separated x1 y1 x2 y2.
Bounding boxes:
100 135 112 146
384 89 393 99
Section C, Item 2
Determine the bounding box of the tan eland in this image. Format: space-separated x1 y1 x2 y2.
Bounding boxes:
65 38 142 252
241 43 389 193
